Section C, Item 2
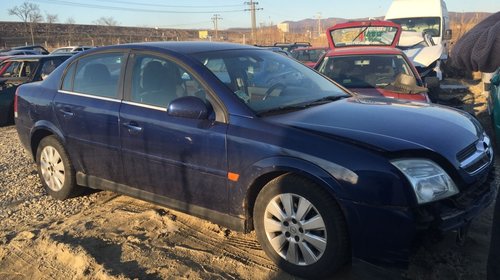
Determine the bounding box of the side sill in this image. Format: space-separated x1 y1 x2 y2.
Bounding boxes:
76 172 246 232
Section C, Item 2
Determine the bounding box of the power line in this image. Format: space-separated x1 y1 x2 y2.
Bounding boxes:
87 0 243 9
30 0 246 14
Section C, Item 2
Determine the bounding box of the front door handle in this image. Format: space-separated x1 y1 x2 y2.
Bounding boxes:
122 121 143 135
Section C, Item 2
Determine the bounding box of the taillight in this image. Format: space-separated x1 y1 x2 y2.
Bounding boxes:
14 87 19 118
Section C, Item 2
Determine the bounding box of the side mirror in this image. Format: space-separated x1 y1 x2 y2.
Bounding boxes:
167 96 209 120
425 76 440 89
443 29 452 40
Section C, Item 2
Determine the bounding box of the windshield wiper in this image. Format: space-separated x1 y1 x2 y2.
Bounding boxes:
257 104 309 116
352 26 369 42
258 95 348 116
308 95 349 105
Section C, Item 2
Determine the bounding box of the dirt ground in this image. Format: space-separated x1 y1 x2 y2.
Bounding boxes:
0 79 496 280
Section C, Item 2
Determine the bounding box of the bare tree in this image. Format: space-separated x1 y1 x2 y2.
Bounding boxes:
65 17 76 46
8 2 43 45
94 17 119 45
45 13 58 45
45 13 58 24
94 17 119 26
65 17 76 25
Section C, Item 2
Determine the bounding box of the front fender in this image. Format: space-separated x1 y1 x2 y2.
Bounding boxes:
228 155 350 218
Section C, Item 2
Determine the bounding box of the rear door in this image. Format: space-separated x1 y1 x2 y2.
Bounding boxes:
119 51 229 212
54 51 128 182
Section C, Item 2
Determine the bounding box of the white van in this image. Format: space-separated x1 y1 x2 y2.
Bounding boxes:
385 0 452 80
385 0 452 49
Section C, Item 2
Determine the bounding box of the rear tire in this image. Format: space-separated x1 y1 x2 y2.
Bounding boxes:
254 174 349 278
36 136 79 200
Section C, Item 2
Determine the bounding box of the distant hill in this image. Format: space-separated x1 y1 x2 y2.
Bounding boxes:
281 17 382 34
281 12 492 33
449 12 492 24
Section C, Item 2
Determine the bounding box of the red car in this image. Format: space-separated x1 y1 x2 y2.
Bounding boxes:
291 46 329 67
315 20 430 102
0 57 13 76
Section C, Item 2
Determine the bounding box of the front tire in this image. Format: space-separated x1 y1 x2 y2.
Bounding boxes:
254 174 349 278
36 136 78 200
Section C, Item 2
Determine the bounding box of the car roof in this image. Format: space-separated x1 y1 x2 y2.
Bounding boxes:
5 54 72 61
324 46 403 57
87 41 260 55
292 46 329 52
11 45 46 50
54 46 93 49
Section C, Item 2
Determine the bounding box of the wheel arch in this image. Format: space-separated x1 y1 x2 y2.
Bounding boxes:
29 120 65 160
240 156 347 232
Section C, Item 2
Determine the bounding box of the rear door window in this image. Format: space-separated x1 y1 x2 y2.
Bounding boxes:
2 61 22 78
66 52 126 98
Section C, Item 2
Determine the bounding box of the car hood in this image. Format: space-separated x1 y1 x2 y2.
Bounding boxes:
266 96 480 161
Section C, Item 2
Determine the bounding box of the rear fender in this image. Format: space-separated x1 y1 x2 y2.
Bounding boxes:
29 120 66 158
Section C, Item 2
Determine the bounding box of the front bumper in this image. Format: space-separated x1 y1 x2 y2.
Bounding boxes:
415 167 497 232
341 166 497 268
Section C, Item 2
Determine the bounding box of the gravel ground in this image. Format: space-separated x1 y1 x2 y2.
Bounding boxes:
0 80 497 279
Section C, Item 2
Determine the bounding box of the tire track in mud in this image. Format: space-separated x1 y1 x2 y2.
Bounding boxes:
3 193 280 279
108 197 280 273
0 231 120 280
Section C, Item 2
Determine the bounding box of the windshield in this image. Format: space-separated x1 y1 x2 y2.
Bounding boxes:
330 26 398 47
317 54 415 88
195 49 348 114
389 17 441 37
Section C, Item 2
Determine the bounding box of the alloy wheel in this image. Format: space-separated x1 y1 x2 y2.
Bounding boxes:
263 193 327 266
40 145 65 192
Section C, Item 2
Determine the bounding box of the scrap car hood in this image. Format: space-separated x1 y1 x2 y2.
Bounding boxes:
267 96 480 161
397 31 446 67
404 44 444 68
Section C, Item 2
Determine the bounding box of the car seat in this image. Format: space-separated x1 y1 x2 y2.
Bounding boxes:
139 61 178 107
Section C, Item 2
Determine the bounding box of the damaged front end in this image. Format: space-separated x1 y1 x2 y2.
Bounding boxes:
398 31 447 80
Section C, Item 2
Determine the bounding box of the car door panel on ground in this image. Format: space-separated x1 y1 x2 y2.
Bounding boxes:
119 52 228 212
53 52 127 182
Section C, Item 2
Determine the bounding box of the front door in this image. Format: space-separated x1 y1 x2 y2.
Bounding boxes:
119 52 228 212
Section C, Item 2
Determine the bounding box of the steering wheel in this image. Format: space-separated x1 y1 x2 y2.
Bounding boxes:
262 83 287 100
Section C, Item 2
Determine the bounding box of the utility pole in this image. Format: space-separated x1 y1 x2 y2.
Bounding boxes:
245 0 263 44
315 12 322 37
211 14 222 40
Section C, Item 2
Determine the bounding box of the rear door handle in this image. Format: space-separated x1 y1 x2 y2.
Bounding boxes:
59 108 74 118
122 121 143 135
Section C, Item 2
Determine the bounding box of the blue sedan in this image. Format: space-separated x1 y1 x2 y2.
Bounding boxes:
14 42 495 278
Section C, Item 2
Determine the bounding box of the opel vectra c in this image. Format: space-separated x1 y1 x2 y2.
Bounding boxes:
15 42 495 278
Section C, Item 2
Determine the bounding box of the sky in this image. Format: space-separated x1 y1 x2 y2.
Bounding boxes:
1 0 499 30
